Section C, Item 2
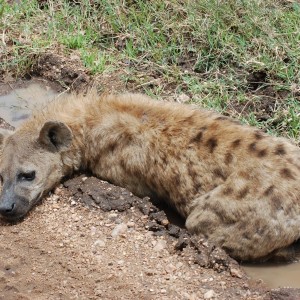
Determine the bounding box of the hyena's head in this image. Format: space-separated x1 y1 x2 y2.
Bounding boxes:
0 121 72 221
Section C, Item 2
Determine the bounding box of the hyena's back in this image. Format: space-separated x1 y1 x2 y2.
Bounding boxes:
82 94 300 260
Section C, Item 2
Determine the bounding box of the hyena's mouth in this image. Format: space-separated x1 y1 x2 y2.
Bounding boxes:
0 192 44 222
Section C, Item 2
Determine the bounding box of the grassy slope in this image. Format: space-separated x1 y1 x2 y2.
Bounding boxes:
0 0 299 142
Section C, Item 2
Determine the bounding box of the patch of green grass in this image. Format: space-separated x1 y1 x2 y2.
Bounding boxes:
0 0 299 141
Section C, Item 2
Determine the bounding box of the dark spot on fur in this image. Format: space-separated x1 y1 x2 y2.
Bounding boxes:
280 168 295 180
237 187 249 199
204 194 210 200
242 232 251 240
237 222 247 231
200 220 214 232
239 171 250 180
248 142 257 152
231 139 241 149
193 181 202 194
178 197 187 206
275 144 286 156
230 119 242 125
264 185 274 197
257 149 268 157
188 163 198 179
254 130 265 140
223 186 233 196
213 168 227 180
256 225 267 236
215 116 228 121
161 154 168 166
206 138 218 153
107 142 117 153
224 152 233 165
272 196 282 210
284 203 293 216
202 202 211 211
174 173 181 186
190 131 203 144
120 158 126 170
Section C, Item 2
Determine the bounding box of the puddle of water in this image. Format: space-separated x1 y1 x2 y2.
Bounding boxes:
0 82 59 127
244 262 300 288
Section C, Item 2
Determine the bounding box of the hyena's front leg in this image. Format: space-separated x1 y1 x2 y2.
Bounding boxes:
185 182 294 261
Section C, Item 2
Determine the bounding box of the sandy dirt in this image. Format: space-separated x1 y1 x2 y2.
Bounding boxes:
0 175 268 300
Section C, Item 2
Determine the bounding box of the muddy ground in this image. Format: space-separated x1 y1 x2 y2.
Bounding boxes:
0 53 300 299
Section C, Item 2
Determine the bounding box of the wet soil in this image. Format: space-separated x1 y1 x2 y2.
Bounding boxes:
0 79 62 127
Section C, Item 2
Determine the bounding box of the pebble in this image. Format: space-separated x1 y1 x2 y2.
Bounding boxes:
127 221 135 228
161 219 169 226
153 239 167 252
111 223 128 237
93 239 106 248
203 290 216 299
230 267 243 278
145 269 156 276
52 195 60 201
90 226 97 236
177 93 190 103
165 263 176 273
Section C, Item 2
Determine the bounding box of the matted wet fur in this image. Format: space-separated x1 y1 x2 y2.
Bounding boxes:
0 91 300 261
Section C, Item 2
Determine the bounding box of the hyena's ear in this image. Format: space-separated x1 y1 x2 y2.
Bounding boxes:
38 121 72 152
0 128 14 148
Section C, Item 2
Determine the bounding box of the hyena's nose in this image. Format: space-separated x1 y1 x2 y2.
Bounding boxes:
0 202 15 215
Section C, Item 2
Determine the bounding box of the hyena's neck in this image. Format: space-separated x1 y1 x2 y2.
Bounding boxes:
39 96 96 176
61 129 87 176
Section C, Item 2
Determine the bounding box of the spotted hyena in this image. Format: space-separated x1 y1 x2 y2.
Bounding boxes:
0 92 299 261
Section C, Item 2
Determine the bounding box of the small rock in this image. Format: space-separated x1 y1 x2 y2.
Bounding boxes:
204 290 216 299
165 263 176 273
161 219 169 226
111 223 127 237
127 221 135 228
93 240 106 248
52 195 60 201
153 239 167 251
230 267 243 278
177 93 190 103
145 269 156 276
90 226 97 236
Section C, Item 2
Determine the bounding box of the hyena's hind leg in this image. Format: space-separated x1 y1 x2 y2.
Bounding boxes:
185 183 298 261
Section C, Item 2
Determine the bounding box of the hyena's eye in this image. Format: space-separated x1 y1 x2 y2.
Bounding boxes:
17 171 36 182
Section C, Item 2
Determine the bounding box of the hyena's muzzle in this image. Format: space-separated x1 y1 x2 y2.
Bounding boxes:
0 182 31 221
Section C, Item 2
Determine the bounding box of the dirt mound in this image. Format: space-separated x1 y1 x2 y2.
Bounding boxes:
31 53 91 90
64 175 240 274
